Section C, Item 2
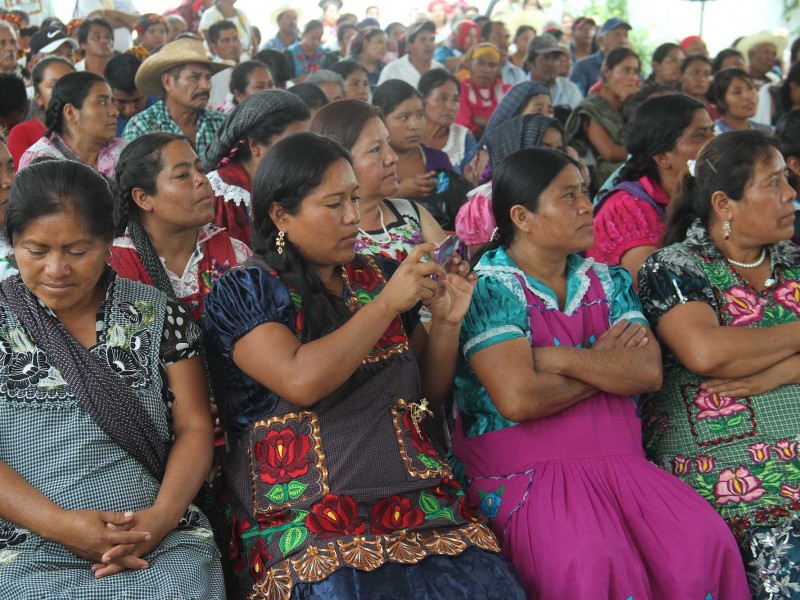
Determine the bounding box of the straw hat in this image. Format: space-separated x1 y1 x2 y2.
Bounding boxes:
736 31 787 60
135 38 231 96
270 5 303 25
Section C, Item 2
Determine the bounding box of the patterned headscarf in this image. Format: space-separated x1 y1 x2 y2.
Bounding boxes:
484 113 563 178
134 13 168 37
452 20 478 53
481 80 550 141
203 89 310 171
66 19 83 39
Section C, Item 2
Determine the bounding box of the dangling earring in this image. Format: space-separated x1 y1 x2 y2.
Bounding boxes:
276 230 285 255
723 220 731 241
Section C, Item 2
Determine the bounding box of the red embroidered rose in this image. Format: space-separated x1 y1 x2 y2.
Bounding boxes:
349 264 380 287
257 512 291 530
254 428 312 485
248 537 271 582
457 496 483 523
369 495 425 534
380 318 408 347
431 478 463 501
229 516 253 573
306 494 366 538
403 410 437 456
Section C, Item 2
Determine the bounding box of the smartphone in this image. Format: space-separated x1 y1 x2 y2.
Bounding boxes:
434 170 450 193
431 235 457 282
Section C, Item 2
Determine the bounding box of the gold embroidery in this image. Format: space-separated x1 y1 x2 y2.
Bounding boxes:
248 411 329 515
392 399 454 480
290 542 340 582
385 530 426 564
337 535 384 571
462 522 501 553
250 561 292 600
421 530 467 555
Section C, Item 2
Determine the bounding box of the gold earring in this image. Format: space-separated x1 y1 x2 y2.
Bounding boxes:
723 220 731 241
276 230 285 255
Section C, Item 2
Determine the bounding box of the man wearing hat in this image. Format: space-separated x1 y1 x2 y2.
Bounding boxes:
737 31 787 88
122 38 228 158
569 16 596 62
28 27 78 70
569 17 631 96
378 21 444 87
261 7 301 52
526 34 582 109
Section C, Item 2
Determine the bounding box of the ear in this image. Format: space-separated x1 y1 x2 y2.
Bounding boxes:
652 151 673 171
161 72 173 93
63 102 78 125
131 187 155 213
508 204 534 233
249 139 267 160
269 202 288 232
234 90 246 104
710 189 735 223
787 155 800 178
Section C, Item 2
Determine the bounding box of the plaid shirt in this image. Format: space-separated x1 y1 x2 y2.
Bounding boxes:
122 100 227 158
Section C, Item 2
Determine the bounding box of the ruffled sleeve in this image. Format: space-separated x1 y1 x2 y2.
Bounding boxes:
604 265 649 327
461 274 528 361
589 191 665 265
203 265 295 361
202 264 295 434
637 245 717 329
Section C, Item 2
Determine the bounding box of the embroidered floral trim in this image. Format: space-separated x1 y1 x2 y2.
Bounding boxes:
208 170 252 207
248 411 329 515
392 399 453 479
611 311 646 326
247 523 499 600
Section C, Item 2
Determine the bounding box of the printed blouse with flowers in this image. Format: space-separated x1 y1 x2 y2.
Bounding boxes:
354 199 424 262
110 223 251 321
638 218 800 538
203 253 500 600
286 42 325 79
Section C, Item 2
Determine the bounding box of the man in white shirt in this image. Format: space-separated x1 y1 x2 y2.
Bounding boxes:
0 23 22 79
207 20 239 108
378 21 443 88
74 18 114 76
526 34 582 109
74 0 139 53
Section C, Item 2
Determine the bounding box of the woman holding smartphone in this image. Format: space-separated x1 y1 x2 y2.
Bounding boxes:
310 99 447 262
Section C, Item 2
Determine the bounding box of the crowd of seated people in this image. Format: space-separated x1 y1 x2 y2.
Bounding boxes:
0 1 797 598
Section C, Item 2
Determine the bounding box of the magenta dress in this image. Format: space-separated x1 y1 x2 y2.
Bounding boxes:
452 248 750 599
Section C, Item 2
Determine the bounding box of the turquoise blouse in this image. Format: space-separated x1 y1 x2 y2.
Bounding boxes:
455 247 647 437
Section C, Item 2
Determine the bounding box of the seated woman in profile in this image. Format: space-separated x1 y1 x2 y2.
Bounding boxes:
638 131 800 598
452 147 750 599
204 89 310 247
202 132 525 600
588 94 714 281
0 159 223 598
111 133 251 321
19 72 126 178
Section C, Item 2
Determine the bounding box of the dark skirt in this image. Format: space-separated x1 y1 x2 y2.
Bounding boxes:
291 547 526 600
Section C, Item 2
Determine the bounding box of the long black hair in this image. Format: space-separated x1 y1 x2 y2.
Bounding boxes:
45 71 106 136
114 132 191 235
372 79 421 116
473 148 579 264
780 61 800 114
662 130 781 246
618 94 706 185
710 67 752 114
646 42 681 83
251 132 354 342
6 158 115 245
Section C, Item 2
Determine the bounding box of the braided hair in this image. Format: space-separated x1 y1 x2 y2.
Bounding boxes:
45 71 105 136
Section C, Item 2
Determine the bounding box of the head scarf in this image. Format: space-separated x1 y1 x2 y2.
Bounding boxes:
452 20 478 52
482 114 562 182
481 80 550 141
203 89 309 171
135 14 168 37
467 42 502 63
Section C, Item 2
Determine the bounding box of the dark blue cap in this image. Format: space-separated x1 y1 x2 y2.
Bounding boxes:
599 17 631 35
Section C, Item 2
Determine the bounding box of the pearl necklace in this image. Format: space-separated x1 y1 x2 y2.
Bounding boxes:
727 248 767 269
358 203 390 242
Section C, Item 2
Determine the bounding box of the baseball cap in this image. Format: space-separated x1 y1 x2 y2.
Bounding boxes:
573 17 597 30
30 27 78 56
527 34 563 56
406 21 436 44
599 17 631 36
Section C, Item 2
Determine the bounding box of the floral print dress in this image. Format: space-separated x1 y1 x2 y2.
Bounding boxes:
0 274 224 598
639 219 800 599
203 253 524 600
